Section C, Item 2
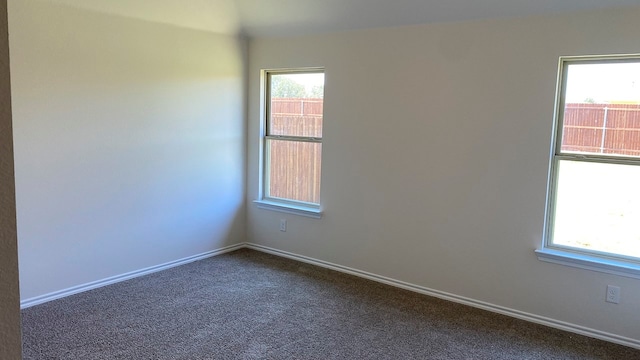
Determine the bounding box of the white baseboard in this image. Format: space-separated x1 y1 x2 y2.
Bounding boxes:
21 241 640 349
20 243 245 309
245 243 640 350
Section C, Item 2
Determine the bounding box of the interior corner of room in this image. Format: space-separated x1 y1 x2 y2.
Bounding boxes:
3 0 640 358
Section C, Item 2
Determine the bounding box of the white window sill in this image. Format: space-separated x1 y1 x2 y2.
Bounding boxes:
253 200 323 219
535 248 640 279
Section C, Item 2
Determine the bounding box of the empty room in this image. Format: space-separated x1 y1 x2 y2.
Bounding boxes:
3 0 640 358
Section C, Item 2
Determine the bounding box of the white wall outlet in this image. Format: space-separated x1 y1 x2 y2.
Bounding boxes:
606 285 620 304
279 219 287 232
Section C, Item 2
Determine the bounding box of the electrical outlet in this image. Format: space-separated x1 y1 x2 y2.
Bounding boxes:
279 219 287 232
606 285 620 304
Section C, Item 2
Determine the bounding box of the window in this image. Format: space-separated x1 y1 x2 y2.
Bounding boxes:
256 69 324 217
539 54 640 276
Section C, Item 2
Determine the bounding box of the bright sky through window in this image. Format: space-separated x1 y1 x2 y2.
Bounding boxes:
565 63 640 103
280 73 324 96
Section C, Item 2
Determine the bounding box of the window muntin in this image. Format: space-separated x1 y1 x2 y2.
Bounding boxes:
263 70 324 208
547 55 640 261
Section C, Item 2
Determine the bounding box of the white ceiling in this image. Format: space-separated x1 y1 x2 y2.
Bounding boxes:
43 0 640 37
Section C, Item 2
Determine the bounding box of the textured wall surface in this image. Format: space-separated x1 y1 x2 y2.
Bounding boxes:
0 0 22 357
247 7 640 344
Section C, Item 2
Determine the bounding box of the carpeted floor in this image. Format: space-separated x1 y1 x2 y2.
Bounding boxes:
21 249 640 359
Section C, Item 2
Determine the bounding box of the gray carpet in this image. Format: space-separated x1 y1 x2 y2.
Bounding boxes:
21 249 640 359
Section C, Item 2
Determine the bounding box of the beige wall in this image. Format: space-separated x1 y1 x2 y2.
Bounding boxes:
8 0 640 352
10 0 246 301
247 7 640 343
0 0 22 357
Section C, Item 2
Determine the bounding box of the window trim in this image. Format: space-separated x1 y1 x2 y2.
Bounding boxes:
539 54 640 277
256 67 325 217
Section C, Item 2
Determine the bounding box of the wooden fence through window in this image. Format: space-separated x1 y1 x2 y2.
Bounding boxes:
268 98 323 203
562 103 640 156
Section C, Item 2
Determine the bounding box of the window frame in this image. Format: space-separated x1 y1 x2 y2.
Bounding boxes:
537 54 640 278
255 68 325 218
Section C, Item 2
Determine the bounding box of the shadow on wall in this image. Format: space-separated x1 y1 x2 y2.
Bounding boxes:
9 0 248 301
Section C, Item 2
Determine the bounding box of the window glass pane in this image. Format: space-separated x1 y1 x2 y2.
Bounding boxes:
266 139 322 204
561 62 640 157
552 160 640 258
269 73 324 138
